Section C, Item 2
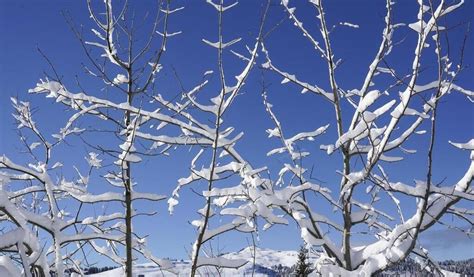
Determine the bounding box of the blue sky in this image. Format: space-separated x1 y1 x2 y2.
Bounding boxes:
0 0 473 264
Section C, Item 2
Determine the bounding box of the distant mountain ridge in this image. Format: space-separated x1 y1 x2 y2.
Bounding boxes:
87 247 473 276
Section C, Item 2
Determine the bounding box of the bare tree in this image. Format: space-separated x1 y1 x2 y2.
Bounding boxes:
1 0 269 276
1 0 472 276
0 0 180 275
164 1 270 276
0 98 138 276
202 0 473 275
259 0 473 275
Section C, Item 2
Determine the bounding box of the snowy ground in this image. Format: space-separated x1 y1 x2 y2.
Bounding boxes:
86 247 465 277
88 247 316 276
86 247 464 277
0 247 463 276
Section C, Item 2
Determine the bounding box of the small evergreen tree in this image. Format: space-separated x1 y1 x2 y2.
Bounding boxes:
295 245 313 276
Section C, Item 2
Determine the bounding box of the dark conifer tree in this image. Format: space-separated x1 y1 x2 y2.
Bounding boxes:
295 245 313 276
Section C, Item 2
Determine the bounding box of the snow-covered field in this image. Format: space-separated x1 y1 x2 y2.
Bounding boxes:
88 247 315 276
86 247 464 277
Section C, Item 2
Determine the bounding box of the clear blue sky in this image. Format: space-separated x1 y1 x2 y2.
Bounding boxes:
0 0 473 264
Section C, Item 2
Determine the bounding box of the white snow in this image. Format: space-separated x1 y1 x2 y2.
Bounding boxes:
113 74 129 85
0 256 21 277
339 22 359 28
89 247 319 277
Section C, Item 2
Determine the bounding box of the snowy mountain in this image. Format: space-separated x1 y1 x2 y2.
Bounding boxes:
86 247 311 276
85 248 471 277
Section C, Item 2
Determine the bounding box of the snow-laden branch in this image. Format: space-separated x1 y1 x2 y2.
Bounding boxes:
258 0 472 274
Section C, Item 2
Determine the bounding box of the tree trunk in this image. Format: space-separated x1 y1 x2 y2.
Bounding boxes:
125 81 133 277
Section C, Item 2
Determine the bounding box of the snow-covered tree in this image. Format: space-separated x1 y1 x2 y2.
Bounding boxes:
1 0 181 274
260 0 473 275
0 97 139 276
165 1 270 275
1 0 472 276
1 0 268 276
202 0 473 275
